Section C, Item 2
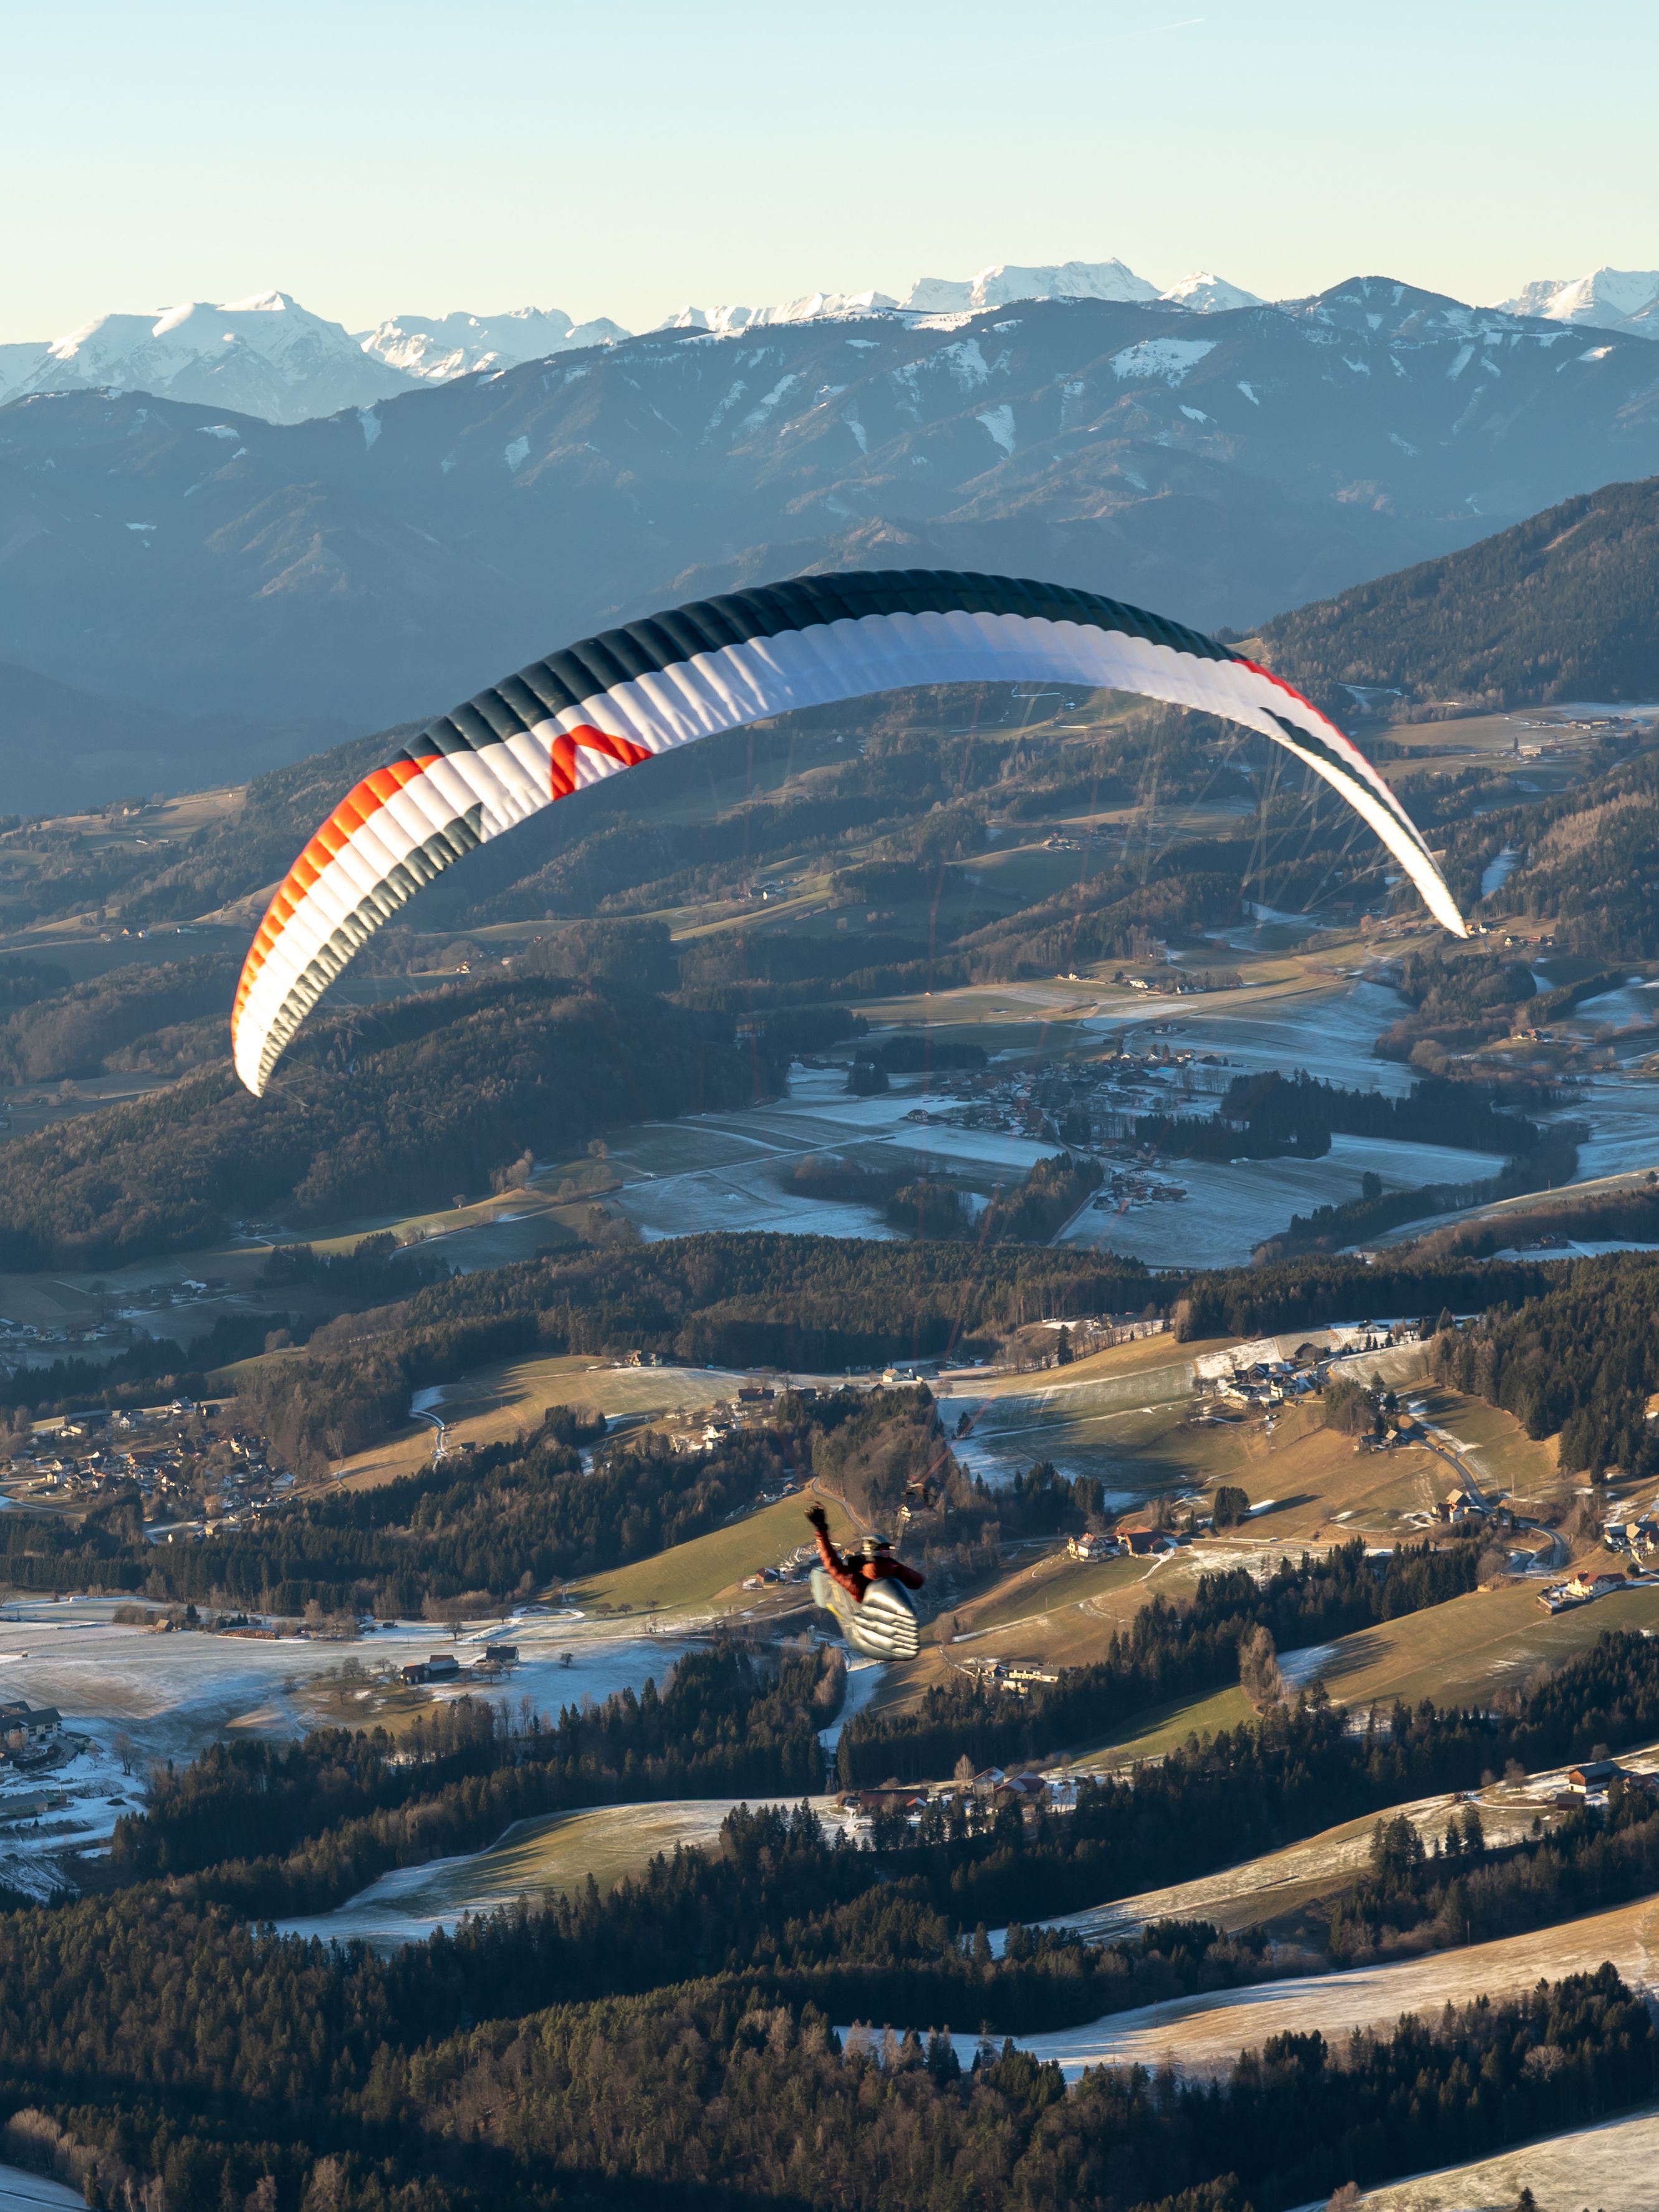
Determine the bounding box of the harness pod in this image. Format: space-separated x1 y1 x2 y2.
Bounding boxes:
812 1567 921 1661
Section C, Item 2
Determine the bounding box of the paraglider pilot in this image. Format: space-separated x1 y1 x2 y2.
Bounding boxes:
805 1503 925 1606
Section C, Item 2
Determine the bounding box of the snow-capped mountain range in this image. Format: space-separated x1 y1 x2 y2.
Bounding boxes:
0 294 633 428
0 259 1329 426
1494 267 1659 338
360 305 630 383
1 257 1653 427
6 269 1655 745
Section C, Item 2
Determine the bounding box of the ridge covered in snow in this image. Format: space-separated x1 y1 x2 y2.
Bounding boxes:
0 292 421 424
658 291 899 335
1158 271 1264 313
902 257 1160 312
660 258 1262 333
1493 266 1659 338
0 293 635 425
0 259 1267 427
360 307 630 380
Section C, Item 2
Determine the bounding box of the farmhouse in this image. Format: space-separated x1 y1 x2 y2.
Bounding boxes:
852 1783 928 1816
1067 1531 1117 1562
1568 1760 1623 1794
0 1703 61 1758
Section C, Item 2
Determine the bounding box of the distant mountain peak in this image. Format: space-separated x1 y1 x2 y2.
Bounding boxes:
358 307 629 382
1156 271 1263 312
1493 266 1659 339
7 295 416 424
0 293 635 424
658 259 1264 337
900 259 1159 313
657 291 898 336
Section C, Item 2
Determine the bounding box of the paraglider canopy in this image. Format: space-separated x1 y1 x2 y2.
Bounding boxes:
233 569 1466 1095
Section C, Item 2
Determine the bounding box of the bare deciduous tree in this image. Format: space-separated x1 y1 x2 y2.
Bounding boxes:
1239 1624 1284 1709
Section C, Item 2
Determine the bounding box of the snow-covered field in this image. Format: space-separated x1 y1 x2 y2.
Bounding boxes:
0 2163 80 2211
1354 2105 1659 2211
605 1067 1059 1243
937 1355 1196 1492
1564 1066 1659 1181
817 1657 887 1753
278 1793 847 1951
1082 978 1415 1096
946 1892 1659 2080
597 974 1572 1266
0 1602 697 1895
1057 1130 1507 1269
531 958 1658 1265
0 1605 690 1756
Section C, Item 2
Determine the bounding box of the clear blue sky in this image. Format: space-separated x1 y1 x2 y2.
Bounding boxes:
7 0 1657 340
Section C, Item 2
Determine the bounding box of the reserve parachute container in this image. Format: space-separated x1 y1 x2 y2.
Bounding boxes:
233 570 1466 1094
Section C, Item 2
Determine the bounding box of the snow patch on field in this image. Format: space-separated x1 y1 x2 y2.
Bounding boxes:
0 1605 696 1891
976 404 1015 454
930 1892 1659 2082
818 1658 887 1753
1355 2105 1659 2210
1110 337 1214 384
0 2160 83 2210
1479 845 1519 898
279 1794 847 1951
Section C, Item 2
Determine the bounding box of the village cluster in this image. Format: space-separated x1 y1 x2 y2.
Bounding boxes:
838 1762 1081 1839
900 1034 1230 1154
2 1400 291 1536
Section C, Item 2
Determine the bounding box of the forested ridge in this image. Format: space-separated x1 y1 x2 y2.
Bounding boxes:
218 1234 1156 1468
0 1232 1582 1459
1443 738 1659 956
1262 473 1659 711
0 953 236 1084
0 976 762 1268
103 1630 1659 1957
1429 1249 1659 1477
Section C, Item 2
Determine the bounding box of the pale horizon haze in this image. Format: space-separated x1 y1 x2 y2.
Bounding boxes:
4 0 1657 343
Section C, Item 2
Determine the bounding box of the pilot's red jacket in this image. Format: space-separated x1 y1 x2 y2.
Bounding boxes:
811 1522 925 1605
